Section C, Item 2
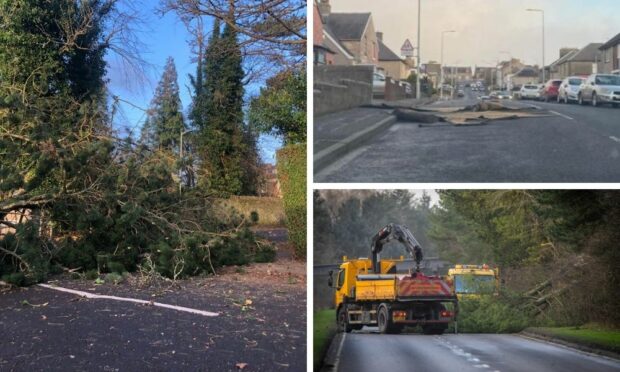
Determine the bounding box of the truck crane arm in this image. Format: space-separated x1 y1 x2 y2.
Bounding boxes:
371 223 423 274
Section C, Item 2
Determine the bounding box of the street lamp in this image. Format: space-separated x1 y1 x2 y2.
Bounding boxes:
179 128 196 194
416 0 422 99
527 8 545 83
440 30 456 100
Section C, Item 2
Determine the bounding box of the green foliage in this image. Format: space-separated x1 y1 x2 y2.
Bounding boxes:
456 295 530 333
249 68 306 144
190 19 258 196
314 190 435 264
276 144 306 258
140 57 185 150
314 309 337 371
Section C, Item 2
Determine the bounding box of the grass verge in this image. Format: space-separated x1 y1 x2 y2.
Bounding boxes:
525 325 620 354
314 309 336 371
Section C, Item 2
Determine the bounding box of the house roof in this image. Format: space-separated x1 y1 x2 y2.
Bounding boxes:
514 67 539 78
378 39 402 61
600 32 620 50
323 27 354 59
548 49 579 68
325 13 371 41
565 43 603 62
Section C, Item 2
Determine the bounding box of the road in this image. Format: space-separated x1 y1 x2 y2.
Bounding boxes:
316 87 620 182
337 332 620 372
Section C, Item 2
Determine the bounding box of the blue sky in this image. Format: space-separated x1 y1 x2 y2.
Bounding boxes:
106 1 282 164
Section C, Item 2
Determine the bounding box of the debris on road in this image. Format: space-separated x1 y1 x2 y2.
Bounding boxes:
392 102 552 126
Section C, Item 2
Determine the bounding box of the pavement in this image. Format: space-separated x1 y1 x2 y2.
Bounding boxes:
336 331 620 372
313 98 431 174
315 87 620 182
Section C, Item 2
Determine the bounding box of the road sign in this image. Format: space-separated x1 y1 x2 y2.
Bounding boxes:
401 39 415 57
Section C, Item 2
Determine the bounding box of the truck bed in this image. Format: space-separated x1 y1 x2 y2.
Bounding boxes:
355 273 454 302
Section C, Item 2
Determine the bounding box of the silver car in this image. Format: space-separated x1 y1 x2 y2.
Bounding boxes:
557 76 585 103
519 84 541 100
578 74 620 107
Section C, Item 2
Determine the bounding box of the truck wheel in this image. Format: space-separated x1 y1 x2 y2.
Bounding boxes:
377 306 390 334
337 307 352 333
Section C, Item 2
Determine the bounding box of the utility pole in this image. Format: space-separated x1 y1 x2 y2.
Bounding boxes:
416 0 421 99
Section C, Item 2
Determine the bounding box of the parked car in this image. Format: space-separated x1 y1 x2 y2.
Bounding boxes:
518 84 541 100
457 89 465 97
373 72 386 95
612 69 620 75
539 79 563 102
497 91 512 99
557 76 585 103
578 74 620 107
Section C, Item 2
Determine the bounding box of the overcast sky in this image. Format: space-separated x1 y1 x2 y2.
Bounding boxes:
330 0 620 68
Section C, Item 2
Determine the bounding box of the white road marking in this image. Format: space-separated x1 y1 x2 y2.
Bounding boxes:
549 110 574 120
38 284 219 317
610 136 620 143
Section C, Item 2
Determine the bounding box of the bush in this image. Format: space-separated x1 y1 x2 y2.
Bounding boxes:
276 144 306 258
455 294 530 333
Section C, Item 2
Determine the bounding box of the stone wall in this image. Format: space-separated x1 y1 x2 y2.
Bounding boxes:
314 65 373 116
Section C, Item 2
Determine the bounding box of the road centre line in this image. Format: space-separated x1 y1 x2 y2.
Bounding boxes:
549 110 574 120
38 284 219 317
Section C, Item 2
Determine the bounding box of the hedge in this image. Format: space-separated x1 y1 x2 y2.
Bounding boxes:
276 143 306 258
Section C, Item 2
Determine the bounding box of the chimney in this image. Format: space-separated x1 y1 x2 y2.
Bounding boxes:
376 31 383 41
318 0 331 18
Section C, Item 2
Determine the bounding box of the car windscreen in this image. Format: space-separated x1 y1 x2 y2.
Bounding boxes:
551 81 562 86
569 78 584 85
524 85 537 89
595 75 620 85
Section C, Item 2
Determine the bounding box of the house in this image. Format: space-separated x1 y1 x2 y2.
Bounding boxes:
508 66 541 89
547 48 579 79
474 66 496 87
313 1 335 65
599 32 620 73
555 43 603 78
316 0 354 65
319 0 379 66
496 58 525 88
422 61 441 87
376 32 410 80
443 66 472 83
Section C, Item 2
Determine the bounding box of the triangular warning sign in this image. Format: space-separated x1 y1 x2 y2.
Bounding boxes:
401 39 414 51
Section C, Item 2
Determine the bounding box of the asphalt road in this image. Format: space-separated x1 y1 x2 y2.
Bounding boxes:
337 332 620 372
316 87 620 183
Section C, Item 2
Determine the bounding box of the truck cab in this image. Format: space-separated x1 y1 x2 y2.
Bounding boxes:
447 264 499 298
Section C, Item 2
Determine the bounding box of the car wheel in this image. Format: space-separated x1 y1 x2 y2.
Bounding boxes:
592 93 598 107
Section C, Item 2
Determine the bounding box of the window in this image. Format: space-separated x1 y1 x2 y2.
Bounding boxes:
314 49 326 65
337 270 345 289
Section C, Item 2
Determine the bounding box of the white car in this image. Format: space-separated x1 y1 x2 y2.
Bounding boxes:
557 76 585 103
373 73 386 95
612 69 620 75
519 84 541 100
578 74 620 107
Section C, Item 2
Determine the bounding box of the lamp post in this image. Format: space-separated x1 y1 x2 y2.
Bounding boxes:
179 128 196 194
527 8 545 83
416 0 422 99
440 30 456 100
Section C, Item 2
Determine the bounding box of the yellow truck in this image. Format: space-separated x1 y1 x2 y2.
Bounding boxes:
447 264 499 297
328 224 458 334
